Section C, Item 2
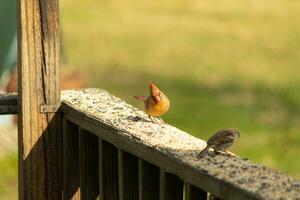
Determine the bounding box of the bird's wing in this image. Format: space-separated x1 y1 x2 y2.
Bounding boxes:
133 95 146 101
207 129 235 146
151 93 161 103
197 145 211 158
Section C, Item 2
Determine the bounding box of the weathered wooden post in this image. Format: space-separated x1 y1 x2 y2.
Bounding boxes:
17 0 61 199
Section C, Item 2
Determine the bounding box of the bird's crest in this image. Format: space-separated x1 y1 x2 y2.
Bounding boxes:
149 81 161 103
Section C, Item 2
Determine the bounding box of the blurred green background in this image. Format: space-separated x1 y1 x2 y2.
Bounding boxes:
61 0 300 175
1 0 300 198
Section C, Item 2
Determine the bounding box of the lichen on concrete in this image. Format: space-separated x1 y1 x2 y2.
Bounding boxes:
62 88 300 199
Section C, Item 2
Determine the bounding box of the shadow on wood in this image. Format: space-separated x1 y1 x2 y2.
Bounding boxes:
20 112 62 199
62 118 80 199
79 128 99 200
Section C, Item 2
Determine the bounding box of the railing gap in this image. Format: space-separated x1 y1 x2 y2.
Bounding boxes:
208 193 223 200
160 169 183 200
118 150 139 200
185 182 207 200
63 118 80 199
99 140 119 200
79 128 99 199
138 159 159 200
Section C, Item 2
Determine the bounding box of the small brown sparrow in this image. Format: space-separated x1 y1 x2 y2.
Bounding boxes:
198 128 240 158
134 81 170 123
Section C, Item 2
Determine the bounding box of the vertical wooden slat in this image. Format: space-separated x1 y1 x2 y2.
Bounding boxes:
99 139 104 200
79 128 99 200
100 140 119 200
118 150 139 200
17 0 61 198
138 159 159 200
63 119 80 199
118 150 124 200
185 182 207 200
159 169 166 200
207 193 212 200
208 193 222 200
159 170 183 200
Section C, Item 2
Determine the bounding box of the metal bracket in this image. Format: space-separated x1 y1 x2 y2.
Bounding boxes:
0 105 18 114
40 104 61 113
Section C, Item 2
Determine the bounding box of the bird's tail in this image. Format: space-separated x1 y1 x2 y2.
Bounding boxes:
197 145 210 158
133 95 146 101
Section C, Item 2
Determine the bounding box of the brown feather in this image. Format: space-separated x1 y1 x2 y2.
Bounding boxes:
197 145 211 158
133 95 146 101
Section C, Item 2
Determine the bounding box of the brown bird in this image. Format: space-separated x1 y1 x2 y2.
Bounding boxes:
134 81 170 122
198 128 240 158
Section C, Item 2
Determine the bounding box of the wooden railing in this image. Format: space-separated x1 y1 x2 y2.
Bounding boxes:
60 88 300 200
1 89 300 199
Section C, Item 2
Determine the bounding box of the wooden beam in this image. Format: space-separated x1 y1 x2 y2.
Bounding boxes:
17 0 61 198
79 128 99 200
159 169 166 200
62 101 256 200
60 89 300 200
63 119 80 199
0 93 18 114
138 159 159 200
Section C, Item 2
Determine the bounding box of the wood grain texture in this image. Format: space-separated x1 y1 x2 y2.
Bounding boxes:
138 159 159 200
17 0 61 198
79 128 99 200
185 182 207 200
63 119 80 199
118 150 139 200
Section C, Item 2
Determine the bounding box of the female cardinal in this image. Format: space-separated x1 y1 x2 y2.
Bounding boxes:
134 82 170 122
198 128 240 158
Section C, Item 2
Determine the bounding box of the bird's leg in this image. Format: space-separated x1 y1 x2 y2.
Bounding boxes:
225 151 236 156
225 151 249 160
148 115 155 123
158 117 167 124
211 150 225 157
214 150 223 155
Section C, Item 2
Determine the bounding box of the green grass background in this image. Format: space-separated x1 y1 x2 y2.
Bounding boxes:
61 0 300 176
1 0 300 197
0 154 18 199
